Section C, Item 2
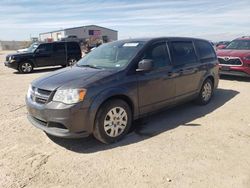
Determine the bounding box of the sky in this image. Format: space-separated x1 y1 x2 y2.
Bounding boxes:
0 0 250 42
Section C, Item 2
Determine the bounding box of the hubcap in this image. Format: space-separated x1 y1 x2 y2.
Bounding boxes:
202 82 212 101
104 107 128 137
21 63 32 72
68 59 77 66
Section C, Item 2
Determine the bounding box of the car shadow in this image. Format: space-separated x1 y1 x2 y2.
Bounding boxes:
220 75 250 82
13 66 62 74
47 88 239 153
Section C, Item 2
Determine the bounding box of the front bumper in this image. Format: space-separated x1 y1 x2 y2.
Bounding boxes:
26 97 92 138
219 65 250 77
4 61 18 70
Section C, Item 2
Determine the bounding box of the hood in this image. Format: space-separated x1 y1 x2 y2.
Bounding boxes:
7 51 33 58
32 66 116 91
217 49 250 58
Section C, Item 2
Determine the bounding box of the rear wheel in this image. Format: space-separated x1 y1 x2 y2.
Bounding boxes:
195 79 213 105
67 58 77 66
18 61 33 73
93 99 132 144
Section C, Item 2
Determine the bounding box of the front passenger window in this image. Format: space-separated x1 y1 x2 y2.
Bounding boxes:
144 42 170 69
37 44 52 53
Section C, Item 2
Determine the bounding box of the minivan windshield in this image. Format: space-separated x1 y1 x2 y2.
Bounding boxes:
226 40 250 50
77 41 145 69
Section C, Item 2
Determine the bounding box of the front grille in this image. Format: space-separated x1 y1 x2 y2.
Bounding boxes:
218 57 242 66
6 56 10 61
31 87 52 104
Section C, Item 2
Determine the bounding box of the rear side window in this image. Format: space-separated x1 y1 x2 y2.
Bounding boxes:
171 41 197 65
144 42 171 69
195 40 216 60
54 43 65 53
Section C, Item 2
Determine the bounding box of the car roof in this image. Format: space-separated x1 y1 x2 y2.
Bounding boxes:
235 36 250 41
40 41 78 45
118 37 210 43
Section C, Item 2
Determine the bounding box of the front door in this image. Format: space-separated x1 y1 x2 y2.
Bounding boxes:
137 41 176 114
34 43 53 67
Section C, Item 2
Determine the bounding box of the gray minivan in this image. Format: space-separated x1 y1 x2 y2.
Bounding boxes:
26 37 219 144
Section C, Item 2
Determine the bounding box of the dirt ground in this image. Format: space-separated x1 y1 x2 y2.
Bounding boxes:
0 51 249 188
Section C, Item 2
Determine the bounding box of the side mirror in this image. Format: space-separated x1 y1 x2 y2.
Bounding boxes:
217 45 226 50
136 59 153 72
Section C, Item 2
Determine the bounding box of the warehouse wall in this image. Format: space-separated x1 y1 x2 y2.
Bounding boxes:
65 27 88 39
39 26 118 42
51 31 65 41
65 25 118 41
39 33 52 41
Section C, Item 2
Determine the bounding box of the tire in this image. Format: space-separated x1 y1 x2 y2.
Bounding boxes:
195 79 214 105
93 99 132 144
18 61 33 73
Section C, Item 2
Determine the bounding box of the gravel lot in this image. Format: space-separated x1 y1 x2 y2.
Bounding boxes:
0 51 250 188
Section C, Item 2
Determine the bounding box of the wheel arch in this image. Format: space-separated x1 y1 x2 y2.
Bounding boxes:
206 75 214 86
19 58 35 67
87 88 138 133
198 73 216 92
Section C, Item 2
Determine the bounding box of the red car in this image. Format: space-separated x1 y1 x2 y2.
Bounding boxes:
217 36 250 77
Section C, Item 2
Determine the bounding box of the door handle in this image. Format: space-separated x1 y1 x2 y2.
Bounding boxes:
179 68 198 75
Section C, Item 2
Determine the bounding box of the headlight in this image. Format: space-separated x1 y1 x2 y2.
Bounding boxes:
243 56 250 60
53 89 87 104
27 84 33 98
9 56 16 63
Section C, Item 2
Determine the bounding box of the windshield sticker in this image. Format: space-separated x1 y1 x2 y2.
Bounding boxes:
123 43 139 47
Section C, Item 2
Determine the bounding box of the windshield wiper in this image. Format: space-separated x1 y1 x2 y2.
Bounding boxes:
78 64 101 69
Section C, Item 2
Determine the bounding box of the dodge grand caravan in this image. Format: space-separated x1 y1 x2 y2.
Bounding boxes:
5 41 81 73
26 37 219 144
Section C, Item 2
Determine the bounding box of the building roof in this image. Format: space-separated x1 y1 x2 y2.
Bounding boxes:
39 25 117 35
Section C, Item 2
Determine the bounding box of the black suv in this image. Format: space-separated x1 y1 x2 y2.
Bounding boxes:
5 41 82 73
26 37 219 144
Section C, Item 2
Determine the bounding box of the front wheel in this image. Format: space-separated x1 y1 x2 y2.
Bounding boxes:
195 79 214 105
18 61 33 73
93 99 132 144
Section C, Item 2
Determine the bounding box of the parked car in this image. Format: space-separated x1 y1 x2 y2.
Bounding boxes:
26 37 219 144
5 41 82 73
217 36 250 77
17 42 40 53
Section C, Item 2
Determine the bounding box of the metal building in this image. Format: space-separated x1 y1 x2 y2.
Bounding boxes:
39 25 118 43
